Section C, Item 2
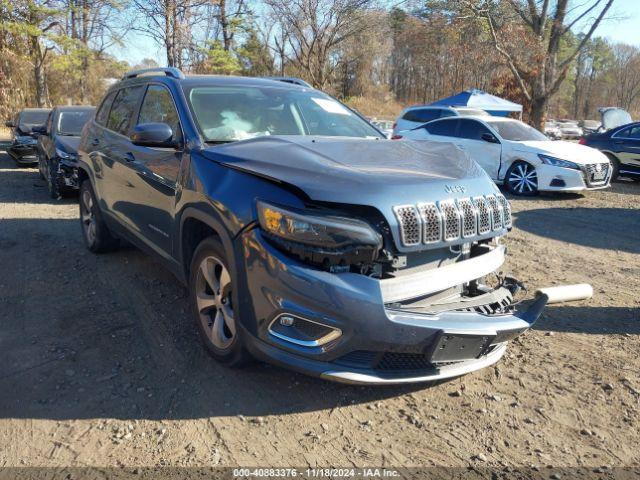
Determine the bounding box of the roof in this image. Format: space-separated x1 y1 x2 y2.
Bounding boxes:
180 75 307 89
53 105 96 111
430 89 522 113
21 108 51 112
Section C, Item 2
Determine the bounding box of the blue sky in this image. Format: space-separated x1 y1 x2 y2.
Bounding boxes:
109 0 640 67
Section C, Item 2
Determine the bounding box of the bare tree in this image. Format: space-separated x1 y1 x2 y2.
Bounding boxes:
264 0 374 89
464 0 614 129
610 43 640 111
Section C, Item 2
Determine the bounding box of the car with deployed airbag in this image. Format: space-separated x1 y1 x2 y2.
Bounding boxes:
75 68 551 384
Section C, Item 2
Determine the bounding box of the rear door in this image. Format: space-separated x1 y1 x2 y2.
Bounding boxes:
456 119 502 180
102 85 145 227
124 83 184 257
613 125 640 171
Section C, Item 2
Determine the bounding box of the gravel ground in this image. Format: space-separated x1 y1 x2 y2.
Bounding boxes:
0 149 638 474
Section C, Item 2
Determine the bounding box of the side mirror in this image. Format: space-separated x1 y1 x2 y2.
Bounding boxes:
32 125 47 135
481 132 499 143
130 123 177 148
5 120 15 128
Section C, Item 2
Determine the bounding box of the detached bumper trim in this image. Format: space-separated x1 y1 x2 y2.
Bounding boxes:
379 245 506 303
321 343 507 385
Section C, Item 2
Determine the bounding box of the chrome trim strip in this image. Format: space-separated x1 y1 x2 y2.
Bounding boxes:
379 245 506 303
268 314 342 347
321 343 507 385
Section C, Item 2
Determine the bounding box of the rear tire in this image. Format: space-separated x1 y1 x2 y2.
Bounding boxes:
47 160 62 199
189 236 251 367
79 180 119 253
505 161 539 196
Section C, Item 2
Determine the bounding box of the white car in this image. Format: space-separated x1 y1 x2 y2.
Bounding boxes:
392 105 488 138
556 121 583 139
397 116 612 195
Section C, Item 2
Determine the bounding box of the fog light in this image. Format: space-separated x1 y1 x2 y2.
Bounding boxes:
279 315 295 327
269 313 342 347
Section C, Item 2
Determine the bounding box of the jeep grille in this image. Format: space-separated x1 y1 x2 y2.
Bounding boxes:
394 194 512 247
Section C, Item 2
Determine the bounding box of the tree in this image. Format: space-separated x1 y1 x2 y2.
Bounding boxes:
609 43 640 111
237 28 273 76
465 0 615 129
264 0 374 89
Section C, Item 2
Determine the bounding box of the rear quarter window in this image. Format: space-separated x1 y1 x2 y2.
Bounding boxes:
425 119 459 137
403 108 441 123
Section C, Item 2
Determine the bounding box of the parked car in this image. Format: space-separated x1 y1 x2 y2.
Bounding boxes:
370 119 394 138
556 120 583 140
397 116 612 195
580 121 640 181
5 108 51 165
36 105 96 198
543 121 562 140
392 105 488 138
579 119 601 135
75 67 550 385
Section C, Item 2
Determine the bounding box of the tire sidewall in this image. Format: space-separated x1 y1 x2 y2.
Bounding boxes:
189 237 246 365
79 180 118 253
48 160 61 198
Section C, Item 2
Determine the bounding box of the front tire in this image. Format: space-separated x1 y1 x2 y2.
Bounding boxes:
189 237 251 367
47 160 62 199
605 154 620 182
79 180 119 253
505 161 539 196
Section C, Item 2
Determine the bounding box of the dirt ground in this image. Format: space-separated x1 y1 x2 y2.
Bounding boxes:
0 148 638 474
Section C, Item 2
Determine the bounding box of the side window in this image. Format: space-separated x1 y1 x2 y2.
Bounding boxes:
627 126 640 139
137 85 182 144
107 86 143 136
426 119 459 137
458 119 491 140
95 91 117 126
404 108 440 123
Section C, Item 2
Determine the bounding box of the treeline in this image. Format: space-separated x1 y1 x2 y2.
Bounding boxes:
1 0 639 127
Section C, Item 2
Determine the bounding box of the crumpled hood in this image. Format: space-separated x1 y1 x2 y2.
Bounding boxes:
514 140 608 165
202 136 495 205
55 136 80 154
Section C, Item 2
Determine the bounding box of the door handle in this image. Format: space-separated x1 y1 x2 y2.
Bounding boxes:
91 138 100 146
124 152 136 163
613 140 624 145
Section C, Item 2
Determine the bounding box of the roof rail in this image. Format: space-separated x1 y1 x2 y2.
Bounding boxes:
264 76 312 88
123 67 185 80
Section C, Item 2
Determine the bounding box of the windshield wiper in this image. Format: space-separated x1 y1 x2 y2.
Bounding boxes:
205 140 235 145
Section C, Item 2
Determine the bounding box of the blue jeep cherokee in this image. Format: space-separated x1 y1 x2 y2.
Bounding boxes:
76 68 547 384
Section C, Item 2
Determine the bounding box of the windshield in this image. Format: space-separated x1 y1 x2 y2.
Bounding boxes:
488 120 548 141
185 85 383 142
19 110 49 126
57 110 94 135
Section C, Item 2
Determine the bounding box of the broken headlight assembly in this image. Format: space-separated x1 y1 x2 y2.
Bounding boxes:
256 200 382 269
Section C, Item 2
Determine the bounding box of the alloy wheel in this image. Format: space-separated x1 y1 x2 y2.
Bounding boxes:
80 188 97 245
195 255 236 350
507 163 538 194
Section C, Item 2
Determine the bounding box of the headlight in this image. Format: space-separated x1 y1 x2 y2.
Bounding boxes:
538 154 580 170
56 148 76 160
257 200 382 268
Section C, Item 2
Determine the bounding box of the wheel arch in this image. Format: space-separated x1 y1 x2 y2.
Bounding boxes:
178 206 237 286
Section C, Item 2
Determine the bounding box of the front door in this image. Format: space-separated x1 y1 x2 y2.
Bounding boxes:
455 119 502 180
124 84 183 258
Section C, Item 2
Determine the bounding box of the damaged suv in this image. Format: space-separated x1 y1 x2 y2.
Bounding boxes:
76 68 548 384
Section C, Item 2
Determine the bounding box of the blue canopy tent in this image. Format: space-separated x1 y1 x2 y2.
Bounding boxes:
430 89 523 118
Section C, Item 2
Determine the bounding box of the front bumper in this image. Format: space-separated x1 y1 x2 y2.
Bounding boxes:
238 229 546 384
7 142 38 163
536 164 610 192
57 158 80 190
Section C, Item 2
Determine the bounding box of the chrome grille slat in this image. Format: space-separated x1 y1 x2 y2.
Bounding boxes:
393 205 421 246
486 195 503 230
456 198 477 238
497 194 512 228
417 202 442 244
394 194 513 248
439 200 461 241
473 196 491 234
